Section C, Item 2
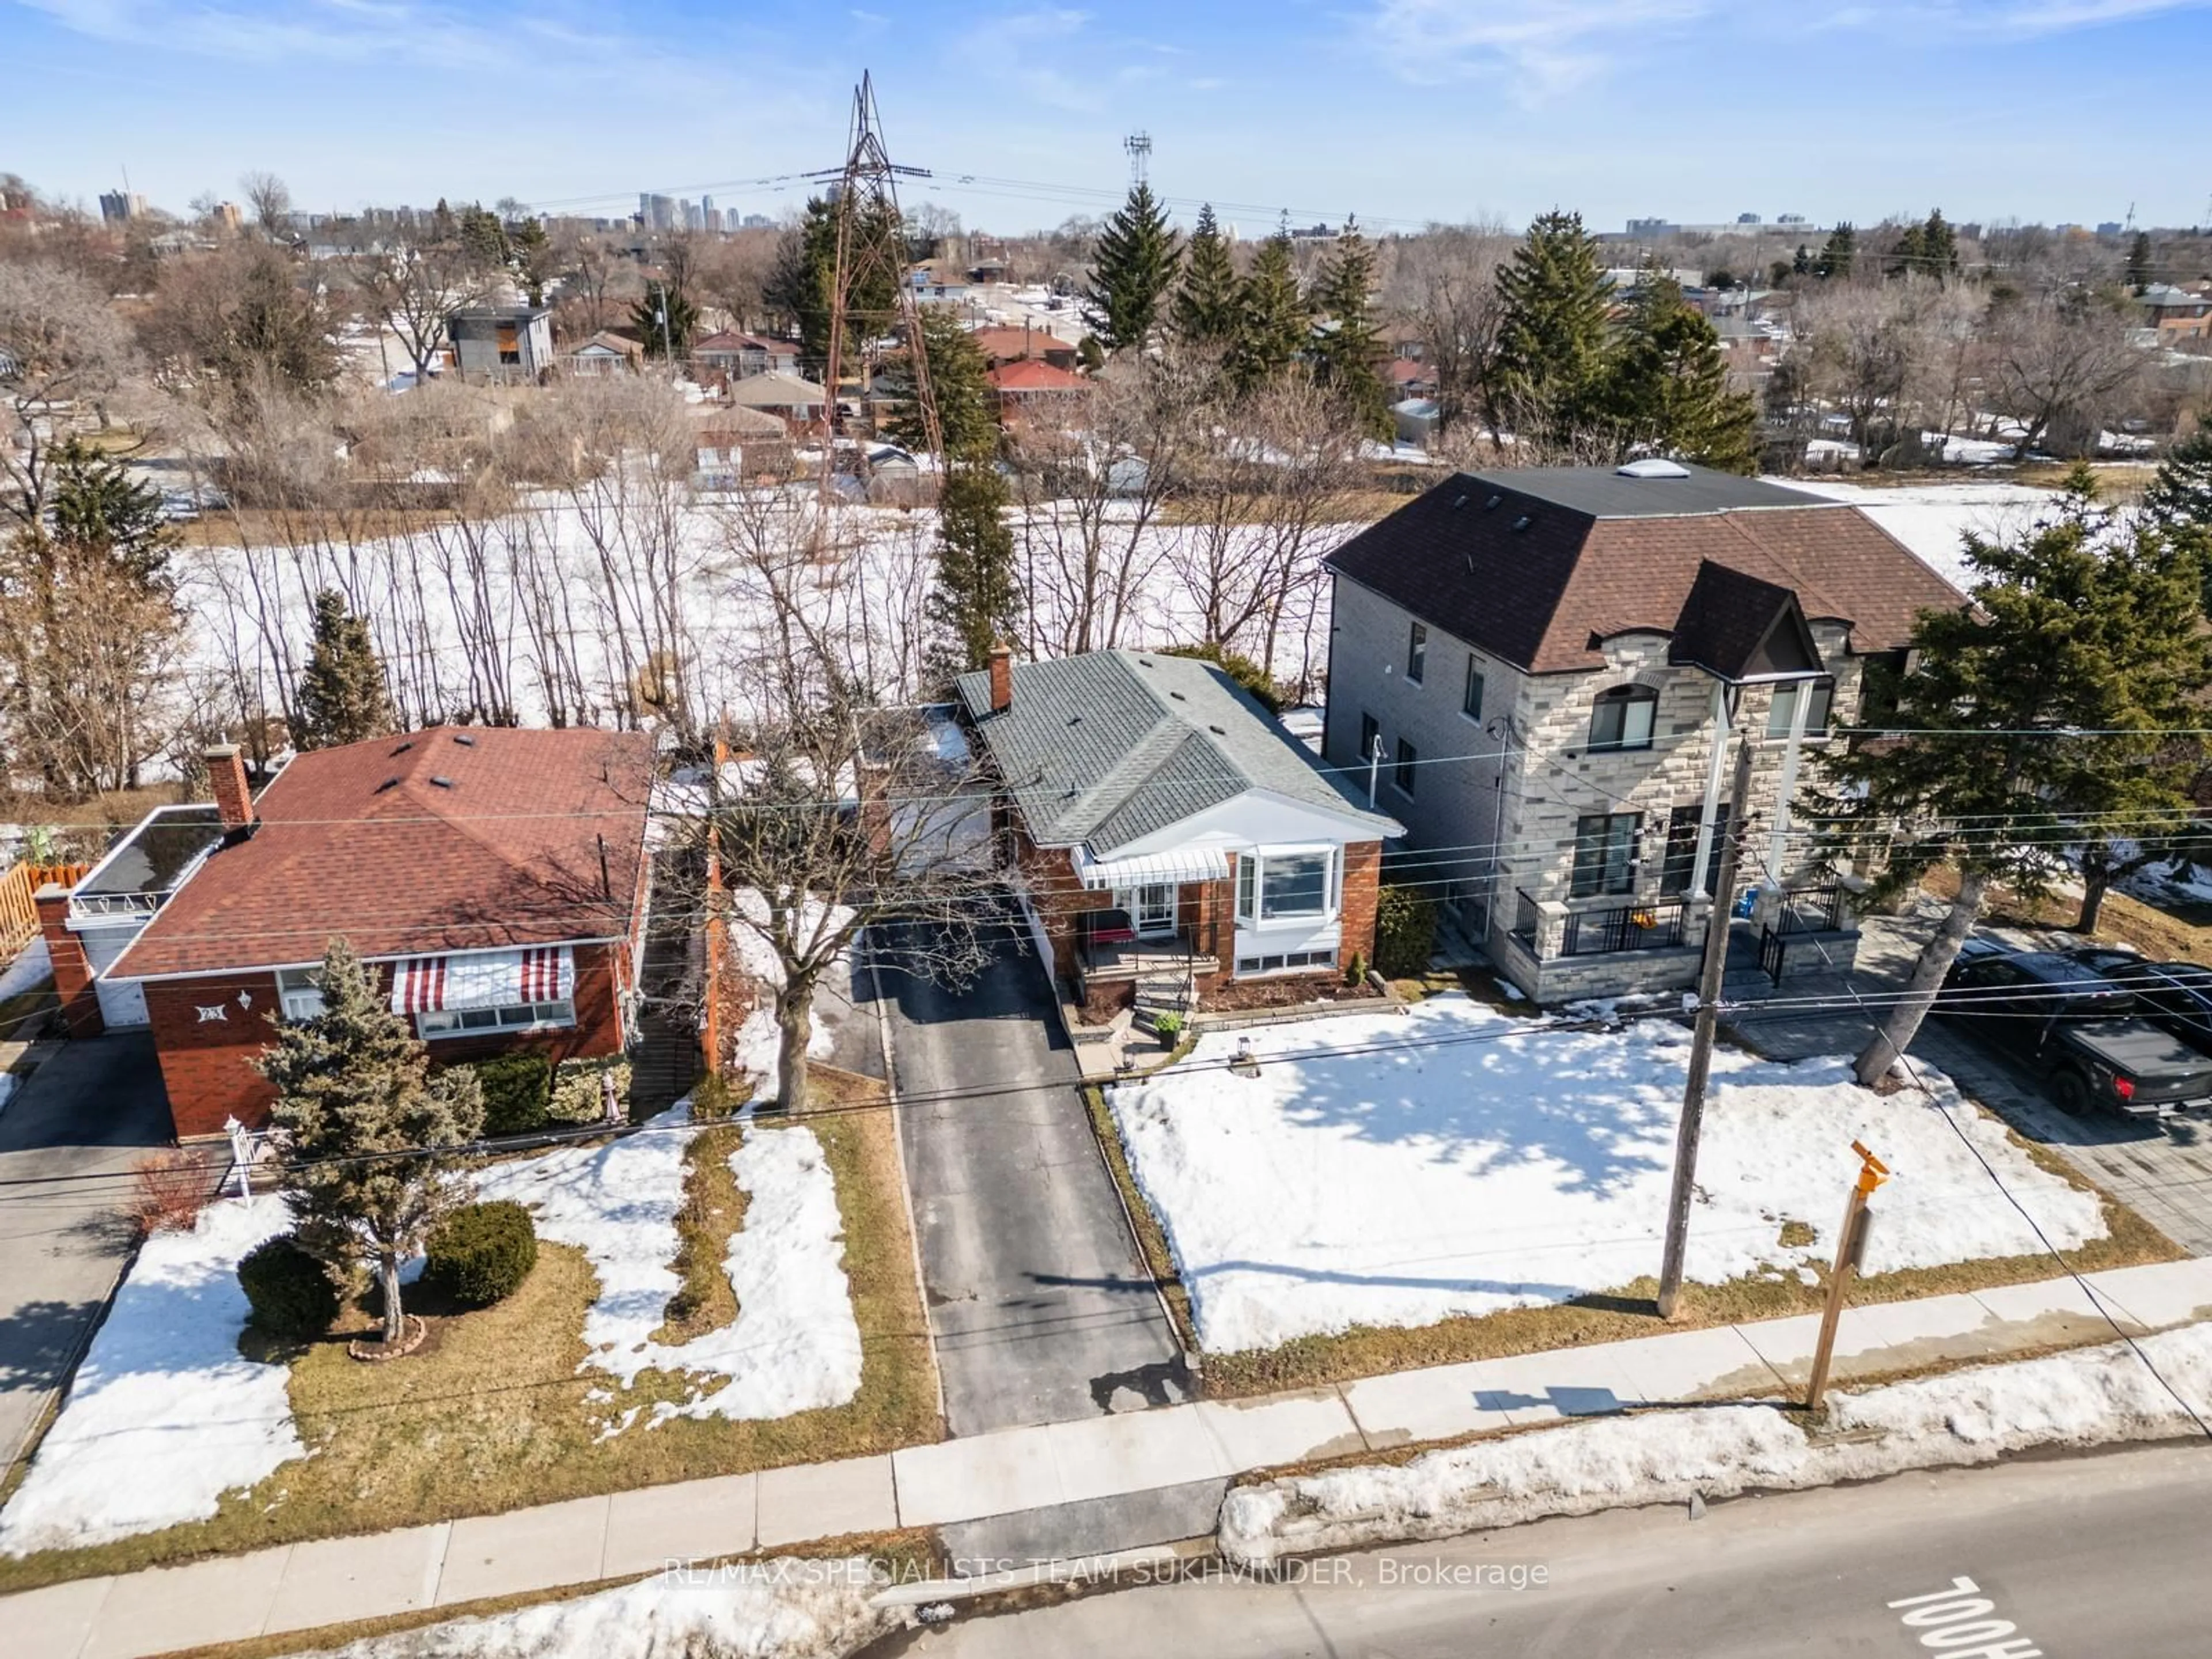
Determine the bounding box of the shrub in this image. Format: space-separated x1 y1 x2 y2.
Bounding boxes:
469 1053 552 1138
1344 950 1368 987
1151 1011 1184 1041
1372 884 1438 979
1157 642 1285 714
237 1234 342 1339
551 1056 631 1124
424 1199 537 1306
128 1148 219 1235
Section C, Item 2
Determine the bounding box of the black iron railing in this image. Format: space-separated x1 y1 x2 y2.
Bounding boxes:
1560 898 1687 957
1510 889 1543 953
1775 885 1847 935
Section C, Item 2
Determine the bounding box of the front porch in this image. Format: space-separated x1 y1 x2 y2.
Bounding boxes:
1492 884 1860 1005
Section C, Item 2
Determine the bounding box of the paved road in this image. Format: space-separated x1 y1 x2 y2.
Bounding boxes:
1727 913 2212 1255
900 1441 2212 1657
0 1034 172 1484
867 912 1185 1437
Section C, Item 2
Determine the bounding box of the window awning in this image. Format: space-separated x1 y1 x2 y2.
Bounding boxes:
1071 846 1232 891
391 946 575 1014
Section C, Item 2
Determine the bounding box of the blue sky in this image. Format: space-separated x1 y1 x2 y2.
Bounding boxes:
7 0 2211 234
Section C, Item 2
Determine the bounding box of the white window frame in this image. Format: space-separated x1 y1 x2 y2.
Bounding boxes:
1240 844 1340 929
415 998 577 1040
275 965 324 1024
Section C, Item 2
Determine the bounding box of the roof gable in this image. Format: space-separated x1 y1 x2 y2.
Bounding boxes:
1668 560 1823 681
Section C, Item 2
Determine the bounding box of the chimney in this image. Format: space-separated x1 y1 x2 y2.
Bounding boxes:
205 744 255 832
987 642 1013 713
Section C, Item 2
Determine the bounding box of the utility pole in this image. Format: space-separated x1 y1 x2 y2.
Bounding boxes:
1806 1141 1891 1412
1656 737 1755 1320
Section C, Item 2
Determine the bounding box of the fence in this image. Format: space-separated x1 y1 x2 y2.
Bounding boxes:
0 861 89 963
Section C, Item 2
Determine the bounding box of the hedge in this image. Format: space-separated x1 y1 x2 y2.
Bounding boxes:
1372 883 1438 979
424 1199 538 1306
470 1053 553 1138
237 1234 341 1339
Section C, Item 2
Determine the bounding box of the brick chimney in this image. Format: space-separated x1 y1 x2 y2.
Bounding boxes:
987 642 1013 713
36 884 103 1038
205 743 255 832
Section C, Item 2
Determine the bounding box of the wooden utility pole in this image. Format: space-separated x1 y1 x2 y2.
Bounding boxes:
1656 737 1755 1320
1806 1141 1891 1412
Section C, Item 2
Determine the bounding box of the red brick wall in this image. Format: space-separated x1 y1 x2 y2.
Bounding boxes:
36 888 104 1038
146 943 628 1141
1013 830 1114 981
1339 841 1382 973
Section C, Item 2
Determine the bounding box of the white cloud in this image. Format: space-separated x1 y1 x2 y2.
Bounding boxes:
954 8 1109 112
1359 0 1711 93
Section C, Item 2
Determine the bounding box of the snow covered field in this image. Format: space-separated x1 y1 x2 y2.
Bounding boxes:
0 1196 303 1556
477 1110 862 1425
1800 479 2057 592
1107 996 2107 1354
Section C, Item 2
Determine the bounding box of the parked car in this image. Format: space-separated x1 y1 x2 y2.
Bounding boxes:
1936 944 2212 1118
2060 951 2212 1055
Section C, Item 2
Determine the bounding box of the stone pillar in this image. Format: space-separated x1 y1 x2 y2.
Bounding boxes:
35 884 104 1038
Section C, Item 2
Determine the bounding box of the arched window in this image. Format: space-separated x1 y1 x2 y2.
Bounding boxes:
1588 685 1658 753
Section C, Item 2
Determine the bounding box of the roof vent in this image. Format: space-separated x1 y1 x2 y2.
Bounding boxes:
1512 515 1532 531
391 740 413 755
1484 494 1502 510
1616 457 1691 479
429 775 456 789
452 733 476 747
1135 656 1154 668
1207 724 1226 735
375 777 400 793
1452 493 1468 509
1169 690 1187 701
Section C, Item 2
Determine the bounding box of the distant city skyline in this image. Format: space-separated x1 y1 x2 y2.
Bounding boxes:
7 0 2212 234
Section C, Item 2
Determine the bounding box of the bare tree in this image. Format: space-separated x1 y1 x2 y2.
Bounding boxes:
239 171 292 240
346 235 493 385
1984 290 2149 459
1385 221 1513 435
0 259 137 532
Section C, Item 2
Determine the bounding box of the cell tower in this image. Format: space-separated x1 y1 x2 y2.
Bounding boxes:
1124 132 1152 187
809 72 942 506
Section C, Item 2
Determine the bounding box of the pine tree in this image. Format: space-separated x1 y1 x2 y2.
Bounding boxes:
1083 181 1181 353
1816 223 1855 280
631 280 698 359
1488 210 1612 451
257 940 486 1350
1228 228 1309 392
1603 274 1759 472
884 308 997 460
1819 477 2211 1084
48 440 177 583
1921 209 1959 279
925 461 1021 683
770 195 902 378
1792 243 1813 276
295 588 393 750
1310 217 1392 440
1172 203 1242 345
2142 425 2212 611
2127 230 2155 296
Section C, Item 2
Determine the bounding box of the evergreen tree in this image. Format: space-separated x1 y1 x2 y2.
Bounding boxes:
1083 182 1181 353
2127 230 2155 296
770 195 902 378
630 280 698 359
456 203 509 274
1887 221 1926 279
505 217 553 306
1815 222 1856 280
1488 210 1612 451
1921 209 1959 278
294 588 392 750
883 308 997 460
257 940 486 1350
1818 476 2211 1085
925 462 1021 683
1228 228 1309 392
2143 425 2212 533
1310 217 1392 439
48 440 177 584
1172 203 1242 345
1603 274 1759 472
1792 243 1813 276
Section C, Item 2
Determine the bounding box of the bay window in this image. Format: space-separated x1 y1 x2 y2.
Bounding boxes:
1234 847 1339 925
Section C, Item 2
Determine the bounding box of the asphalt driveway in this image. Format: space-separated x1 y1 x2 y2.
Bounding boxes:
866 910 1186 1437
0 1033 175 1483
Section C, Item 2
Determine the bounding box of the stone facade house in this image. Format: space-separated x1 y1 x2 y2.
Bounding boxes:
48 729 654 1139
956 647 1401 1027
1321 460 1966 1003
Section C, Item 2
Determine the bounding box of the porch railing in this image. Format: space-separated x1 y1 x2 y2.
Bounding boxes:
1560 897 1687 957
1774 884 1848 935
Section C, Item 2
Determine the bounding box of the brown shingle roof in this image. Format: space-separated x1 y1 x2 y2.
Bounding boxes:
112 727 653 980
1326 470 1965 674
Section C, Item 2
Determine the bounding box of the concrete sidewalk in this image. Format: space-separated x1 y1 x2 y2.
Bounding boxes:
12 1256 2212 1659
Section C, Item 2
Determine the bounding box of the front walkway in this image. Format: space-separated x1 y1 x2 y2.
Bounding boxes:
1723 909 2212 1255
13 1257 2212 1659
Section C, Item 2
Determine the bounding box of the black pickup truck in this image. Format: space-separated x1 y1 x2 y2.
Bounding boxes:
1936 940 2212 1118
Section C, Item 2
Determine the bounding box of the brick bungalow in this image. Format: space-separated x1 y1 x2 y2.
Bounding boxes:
85 728 654 1140
956 647 1401 1025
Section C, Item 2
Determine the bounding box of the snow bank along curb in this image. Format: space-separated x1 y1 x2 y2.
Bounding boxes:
1219 1320 2212 1568
322 1557 892 1659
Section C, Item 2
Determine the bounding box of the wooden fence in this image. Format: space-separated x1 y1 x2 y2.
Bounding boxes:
0 861 90 964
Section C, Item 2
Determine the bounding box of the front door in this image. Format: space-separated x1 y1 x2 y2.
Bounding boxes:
1135 883 1177 938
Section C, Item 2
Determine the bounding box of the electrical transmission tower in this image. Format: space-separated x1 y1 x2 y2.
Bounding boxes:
1124 131 1152 187
809 71 942 507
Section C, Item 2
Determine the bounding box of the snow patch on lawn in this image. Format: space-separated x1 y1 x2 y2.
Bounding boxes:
327 1556 892 1658
475 1112 860 1421
0 1196 303 1556
1220 1320 2212 1567
730 892 859 1098
1107 996 2105 1353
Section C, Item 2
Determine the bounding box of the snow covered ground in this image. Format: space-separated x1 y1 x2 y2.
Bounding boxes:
327 1556 891 1659
1221 1317 2212 1567
1797 479 2058 592
0 934 51 1004
729 892 860 1098
476 1110 862 1424
1107 996 2106 1354
0 1196 302 1556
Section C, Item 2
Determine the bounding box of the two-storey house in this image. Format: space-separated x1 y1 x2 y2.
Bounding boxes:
1321 460 1966 1002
